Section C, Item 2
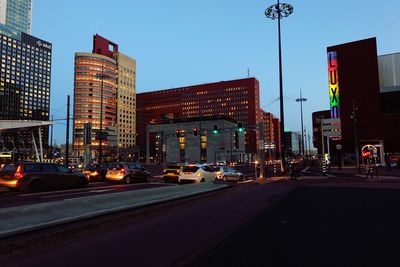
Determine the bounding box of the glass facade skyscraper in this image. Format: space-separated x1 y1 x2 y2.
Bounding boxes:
0 0 32 35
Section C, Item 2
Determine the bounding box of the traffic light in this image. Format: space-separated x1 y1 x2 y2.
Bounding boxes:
212 125 219 134
237 122 244 133
193 127 198 136
175 129 180 138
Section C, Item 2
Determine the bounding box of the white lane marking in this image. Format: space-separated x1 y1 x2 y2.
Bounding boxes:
41 189 115 199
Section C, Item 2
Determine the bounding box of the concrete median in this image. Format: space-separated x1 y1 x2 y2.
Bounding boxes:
0 182 230 239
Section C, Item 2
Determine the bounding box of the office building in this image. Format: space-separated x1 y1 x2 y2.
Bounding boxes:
137 78 261 158
0 1 52 155
0 0 32 37
146 116 245 164
73 34 136 159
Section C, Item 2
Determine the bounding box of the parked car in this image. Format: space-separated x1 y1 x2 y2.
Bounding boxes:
106 162 151 184
178 164 216 184
163 164 183 183
83 163 110 182
0 162 89 192
213 165 244 182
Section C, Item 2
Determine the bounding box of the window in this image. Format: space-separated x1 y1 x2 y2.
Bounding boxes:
56 165 70 173
24 164 42 173
43 164 57 172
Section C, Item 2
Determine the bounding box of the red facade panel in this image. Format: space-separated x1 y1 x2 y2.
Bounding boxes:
137 78 261 154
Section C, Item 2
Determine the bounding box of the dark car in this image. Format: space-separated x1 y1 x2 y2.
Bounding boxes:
0 162 89 192
163 164 183 183
83 163 109 182
106 162 151 184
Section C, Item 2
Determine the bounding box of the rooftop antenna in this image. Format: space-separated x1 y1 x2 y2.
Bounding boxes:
247 68 250 77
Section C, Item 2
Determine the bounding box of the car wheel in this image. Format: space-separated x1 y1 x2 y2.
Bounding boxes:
125 176 131 184
29 180 44 192
239 175 244 182
200 178 205 183
222 176 227 182
77 177 88 188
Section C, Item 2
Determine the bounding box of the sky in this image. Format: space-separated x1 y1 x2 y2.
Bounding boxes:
32 0 400 145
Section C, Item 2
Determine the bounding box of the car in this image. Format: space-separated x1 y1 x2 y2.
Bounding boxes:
178 164 216 184
213 165 244 182
0 162 89 192
163 164 183 183
106 162 151 184
83 163 110 182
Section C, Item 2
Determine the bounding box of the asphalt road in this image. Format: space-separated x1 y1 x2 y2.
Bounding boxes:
1 180 297 267
198 183 400 267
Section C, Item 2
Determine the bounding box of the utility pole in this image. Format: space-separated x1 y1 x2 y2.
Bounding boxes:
65 95 70 166
352 99 360 172
50 115 53 162
296 88 307 156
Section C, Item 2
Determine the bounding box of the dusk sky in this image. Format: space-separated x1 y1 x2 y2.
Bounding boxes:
33 0 400 145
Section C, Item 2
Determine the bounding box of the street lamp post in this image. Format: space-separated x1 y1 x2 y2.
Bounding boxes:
296 88 307 157
95 66 111 165
265 0 293 173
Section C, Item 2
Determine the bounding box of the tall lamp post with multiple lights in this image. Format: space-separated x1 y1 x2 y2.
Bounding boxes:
296 88 307 157
265 0 293 172
95 68 111 165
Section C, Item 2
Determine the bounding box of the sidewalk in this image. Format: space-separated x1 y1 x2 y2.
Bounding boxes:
0 182 229 239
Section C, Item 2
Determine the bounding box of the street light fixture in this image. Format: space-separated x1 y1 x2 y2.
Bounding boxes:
95 66 112 165
296 88 307 157
265 0 293 172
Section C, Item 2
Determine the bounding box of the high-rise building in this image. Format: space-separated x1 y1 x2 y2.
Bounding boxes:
261 110 278 159
73 34 136 159
0 0 32 36
136 78 262 157
73 52 118 152
0 0 52 152
116 53 136 149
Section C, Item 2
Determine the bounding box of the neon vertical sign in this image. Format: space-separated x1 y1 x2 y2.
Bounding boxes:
328 51 340 118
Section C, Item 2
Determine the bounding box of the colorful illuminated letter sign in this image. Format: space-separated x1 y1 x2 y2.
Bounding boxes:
328 51 340 118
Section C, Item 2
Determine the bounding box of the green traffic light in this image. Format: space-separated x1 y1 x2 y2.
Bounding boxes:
212 130 219 134
238 128 244 133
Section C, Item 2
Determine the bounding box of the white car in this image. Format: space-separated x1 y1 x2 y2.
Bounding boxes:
178 164 216 184
213 166 244 182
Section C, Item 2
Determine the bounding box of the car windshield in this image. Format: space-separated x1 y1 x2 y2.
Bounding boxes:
182 166 199 172
84 165 97 171
212 166 221 172
108 163 126 170
166 165 181 169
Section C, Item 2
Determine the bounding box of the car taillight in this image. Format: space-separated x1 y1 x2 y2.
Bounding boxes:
14 165 24 179
120 168 125 174
93 171 99 175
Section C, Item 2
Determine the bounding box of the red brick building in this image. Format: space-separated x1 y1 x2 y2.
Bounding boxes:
136 78 261 156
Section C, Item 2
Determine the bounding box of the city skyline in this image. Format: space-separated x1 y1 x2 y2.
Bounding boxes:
30 0 400 145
